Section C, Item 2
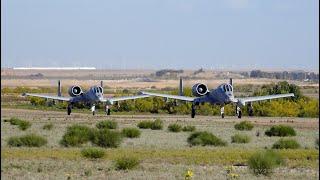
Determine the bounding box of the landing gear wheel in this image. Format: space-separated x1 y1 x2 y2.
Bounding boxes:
238 111 242 119
249 109 253 116
67 105 72 115
220 106 225 119
191 104 195 118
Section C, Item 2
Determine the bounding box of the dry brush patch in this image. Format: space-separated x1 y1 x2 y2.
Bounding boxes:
1 158 319 180
2 148 318 168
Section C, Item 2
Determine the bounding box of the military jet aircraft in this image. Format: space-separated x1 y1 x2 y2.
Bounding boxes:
140 79 294 118
22 81 150 115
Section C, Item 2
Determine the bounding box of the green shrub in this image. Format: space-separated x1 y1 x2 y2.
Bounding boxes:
168 123 182 132
248 150 284 176
43 123 53 130
122 128 141 138
96 120 118 129
187 131 227 146
265 125 296 137
81 147 105 159
8 137 23 147
8 134 47 147
231 134 251 143
137 120 153 129
8 117 32 131
182 125 196 132
151 119 163 130
91 129 123 148
88 128 99 143
234 121 254 131
272 138 300 149
17 120 31 130
8 117 21 125
60 125 92 147
115 157 139 170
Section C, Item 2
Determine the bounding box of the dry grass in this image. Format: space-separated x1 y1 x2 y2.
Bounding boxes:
2 158 318 180
1 108 319 179
2 148 318 168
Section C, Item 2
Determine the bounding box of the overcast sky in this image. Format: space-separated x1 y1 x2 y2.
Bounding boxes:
1 0 319 70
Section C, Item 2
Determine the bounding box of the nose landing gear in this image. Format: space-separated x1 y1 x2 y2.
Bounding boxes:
220 106 225 118
236 106 242 119
91 104 96 116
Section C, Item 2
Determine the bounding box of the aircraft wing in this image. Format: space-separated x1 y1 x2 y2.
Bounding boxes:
237 93 294 104
22 93 71 101
140 91 195 102
106 94 151 103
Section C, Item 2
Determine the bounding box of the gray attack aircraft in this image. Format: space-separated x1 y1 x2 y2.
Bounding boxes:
22 81 150 115
140 79 294 118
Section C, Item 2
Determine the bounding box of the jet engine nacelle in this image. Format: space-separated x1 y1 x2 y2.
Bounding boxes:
192 83 209 97
68 85 83 97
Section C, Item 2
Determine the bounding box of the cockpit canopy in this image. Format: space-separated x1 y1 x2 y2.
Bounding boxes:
92 86 103 94
221 84 233 92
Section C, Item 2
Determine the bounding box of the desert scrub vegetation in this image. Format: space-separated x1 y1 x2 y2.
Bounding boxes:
122 128 141 138
248 150 284 176
231 134 251 143
137 120 153 129
6 117 31 131
272 138 300 149
91 129 123 148
151 119 163 130
187 131 227 146
168 123 182 132
3 148 318 168
114 156 140 170
8 134 47 147
182 125 196 132
265 125 296 137
16 120 31 130
42 123 53 130
96 120 118 129
234 121 254 131
137 119 163 130
60 125 92 147
81 147 105 159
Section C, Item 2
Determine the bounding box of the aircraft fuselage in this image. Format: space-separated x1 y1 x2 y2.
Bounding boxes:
70 86 104 105
194 83 235 106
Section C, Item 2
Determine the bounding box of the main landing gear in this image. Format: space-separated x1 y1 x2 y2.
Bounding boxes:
191 104 196 118
247 102 253 117
67 104 72 115
106 105 111 115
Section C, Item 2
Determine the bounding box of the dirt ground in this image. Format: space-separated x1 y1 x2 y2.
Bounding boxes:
2 78 318 89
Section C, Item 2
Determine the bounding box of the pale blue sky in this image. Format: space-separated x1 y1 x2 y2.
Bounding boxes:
1 0 319 70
